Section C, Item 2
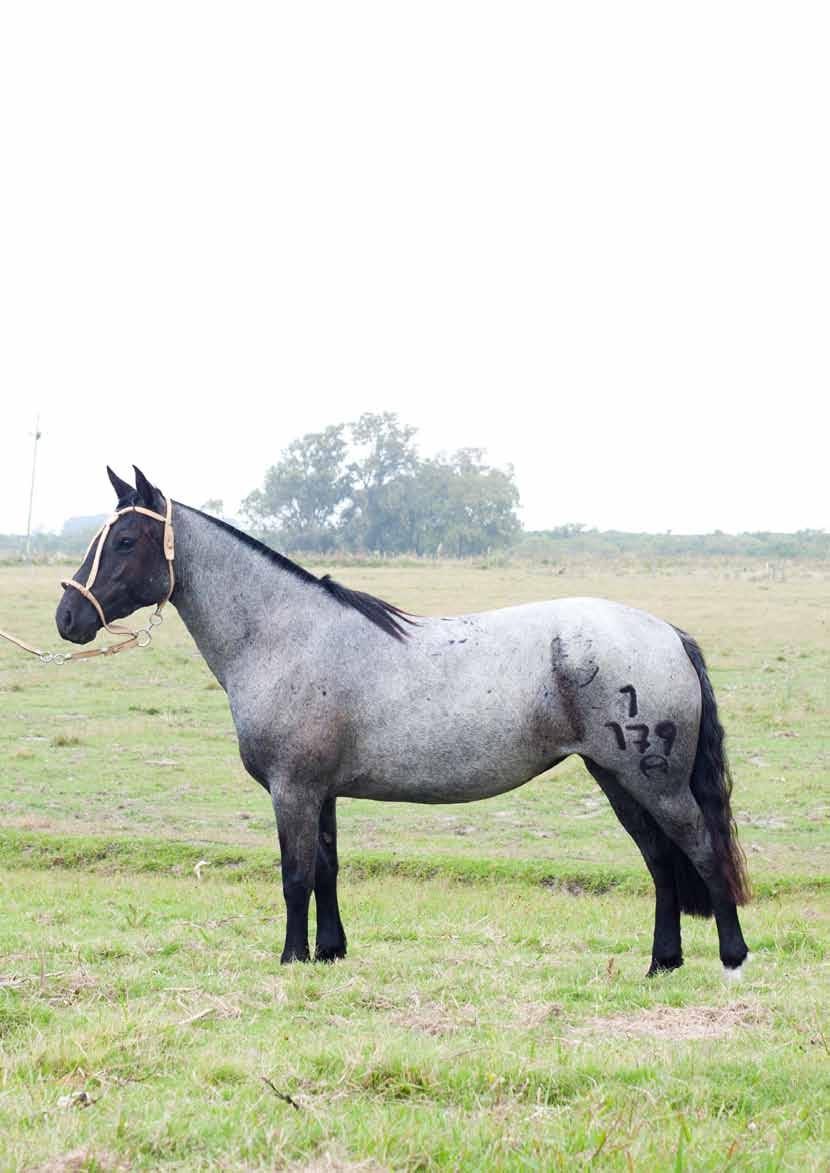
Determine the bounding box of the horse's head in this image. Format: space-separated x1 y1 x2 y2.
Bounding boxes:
56 466 174 644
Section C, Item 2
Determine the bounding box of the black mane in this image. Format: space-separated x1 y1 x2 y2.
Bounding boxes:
182 505 415 641
316 575 415 641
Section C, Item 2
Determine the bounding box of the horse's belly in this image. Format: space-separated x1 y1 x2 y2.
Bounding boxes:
335 740 560 804
334 648 573 802
335 771 539 804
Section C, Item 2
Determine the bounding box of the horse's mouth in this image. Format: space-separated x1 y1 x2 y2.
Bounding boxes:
58 623 99 645
66 627 98 645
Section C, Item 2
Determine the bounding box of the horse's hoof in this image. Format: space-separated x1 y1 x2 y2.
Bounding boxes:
647 954 683 977
280 949 311 964
723 952 751 983
315 941 347 963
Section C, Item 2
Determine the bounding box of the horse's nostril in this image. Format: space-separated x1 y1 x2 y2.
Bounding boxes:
61 606 74 633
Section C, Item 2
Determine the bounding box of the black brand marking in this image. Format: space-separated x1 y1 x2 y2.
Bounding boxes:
655 721 677 757
625 724 651 753
604 721 627 750
640 754 669 777
619 684 638 717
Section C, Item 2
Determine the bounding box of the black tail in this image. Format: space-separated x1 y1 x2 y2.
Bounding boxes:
672 626 751 911
670 834 715 917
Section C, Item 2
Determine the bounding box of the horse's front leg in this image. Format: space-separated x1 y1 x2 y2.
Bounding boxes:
271 780 323 963
314 797 347 962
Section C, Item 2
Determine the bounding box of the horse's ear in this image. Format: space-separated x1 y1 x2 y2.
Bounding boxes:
133 466 160 508
107 466 134 501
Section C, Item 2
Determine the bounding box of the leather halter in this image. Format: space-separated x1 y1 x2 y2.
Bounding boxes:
59 494 176 651
1 495 175 664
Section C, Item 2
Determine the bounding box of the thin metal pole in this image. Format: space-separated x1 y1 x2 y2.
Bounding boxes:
25 415 42 559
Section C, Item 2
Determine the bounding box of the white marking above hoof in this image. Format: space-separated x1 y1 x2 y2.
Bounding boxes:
723 962 745 983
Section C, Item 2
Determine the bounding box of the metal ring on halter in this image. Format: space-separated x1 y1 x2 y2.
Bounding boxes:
136 630 152 648
149 610 164 628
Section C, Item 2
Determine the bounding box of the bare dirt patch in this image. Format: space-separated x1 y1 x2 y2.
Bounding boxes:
0 968 101 1007
389 996 478 1037
31 1150 128 1173
573 1001 767 1042
357 990 477 1036
288 1156 389 1173
512 1001 565 1029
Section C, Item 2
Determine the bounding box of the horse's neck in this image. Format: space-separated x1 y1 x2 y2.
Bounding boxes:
169 505 312 685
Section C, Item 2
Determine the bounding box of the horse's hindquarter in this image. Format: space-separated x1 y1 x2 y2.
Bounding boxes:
335 597 700 804
564 599 702 794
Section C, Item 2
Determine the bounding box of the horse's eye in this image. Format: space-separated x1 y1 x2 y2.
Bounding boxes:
117 536 135 551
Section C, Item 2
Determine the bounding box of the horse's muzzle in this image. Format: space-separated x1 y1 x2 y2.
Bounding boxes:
55 596 99 644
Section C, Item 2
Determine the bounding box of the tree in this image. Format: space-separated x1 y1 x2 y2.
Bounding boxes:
414 450 520 556
340 413 420 551
242 415 523 556
241 425 350 550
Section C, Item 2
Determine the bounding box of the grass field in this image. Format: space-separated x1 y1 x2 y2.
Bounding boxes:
1 560 828 1170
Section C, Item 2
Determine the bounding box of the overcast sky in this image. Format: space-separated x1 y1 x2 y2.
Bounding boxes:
1 3 827 537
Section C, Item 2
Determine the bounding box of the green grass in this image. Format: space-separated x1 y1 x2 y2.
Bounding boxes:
1 560 829 1169
0 869 828 1170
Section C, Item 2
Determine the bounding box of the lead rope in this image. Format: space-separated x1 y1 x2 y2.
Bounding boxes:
0 496 175 666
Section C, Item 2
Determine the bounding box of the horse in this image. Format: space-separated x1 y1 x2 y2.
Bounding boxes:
55 466 750 976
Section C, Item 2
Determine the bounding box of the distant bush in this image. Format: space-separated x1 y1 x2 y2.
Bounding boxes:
514 527 830 561
2 518 825 566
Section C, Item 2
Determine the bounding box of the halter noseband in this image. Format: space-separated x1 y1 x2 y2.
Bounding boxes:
60 494 176 647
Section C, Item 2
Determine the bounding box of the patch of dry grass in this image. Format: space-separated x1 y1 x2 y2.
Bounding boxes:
573 999 768 1042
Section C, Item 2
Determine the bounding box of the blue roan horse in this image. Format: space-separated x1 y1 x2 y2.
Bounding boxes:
56 468 751 975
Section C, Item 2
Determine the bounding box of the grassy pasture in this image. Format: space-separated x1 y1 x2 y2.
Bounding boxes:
0 559 828 1170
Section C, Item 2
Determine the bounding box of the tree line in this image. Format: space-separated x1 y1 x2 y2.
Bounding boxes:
515 525 830 562
2 412 827 562
241 413 521 556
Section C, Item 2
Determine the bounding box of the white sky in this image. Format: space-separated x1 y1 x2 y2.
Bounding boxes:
1 3 827 537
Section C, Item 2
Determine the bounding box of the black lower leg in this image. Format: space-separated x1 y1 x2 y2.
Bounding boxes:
648 881 683 975
314 797 347 962
583 758 683 975
713 898 749 971
281 873 312 963
273 783 321 964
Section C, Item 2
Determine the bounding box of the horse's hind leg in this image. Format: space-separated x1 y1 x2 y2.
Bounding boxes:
624 779 749 974
314 797 347 962
584 758 684 975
